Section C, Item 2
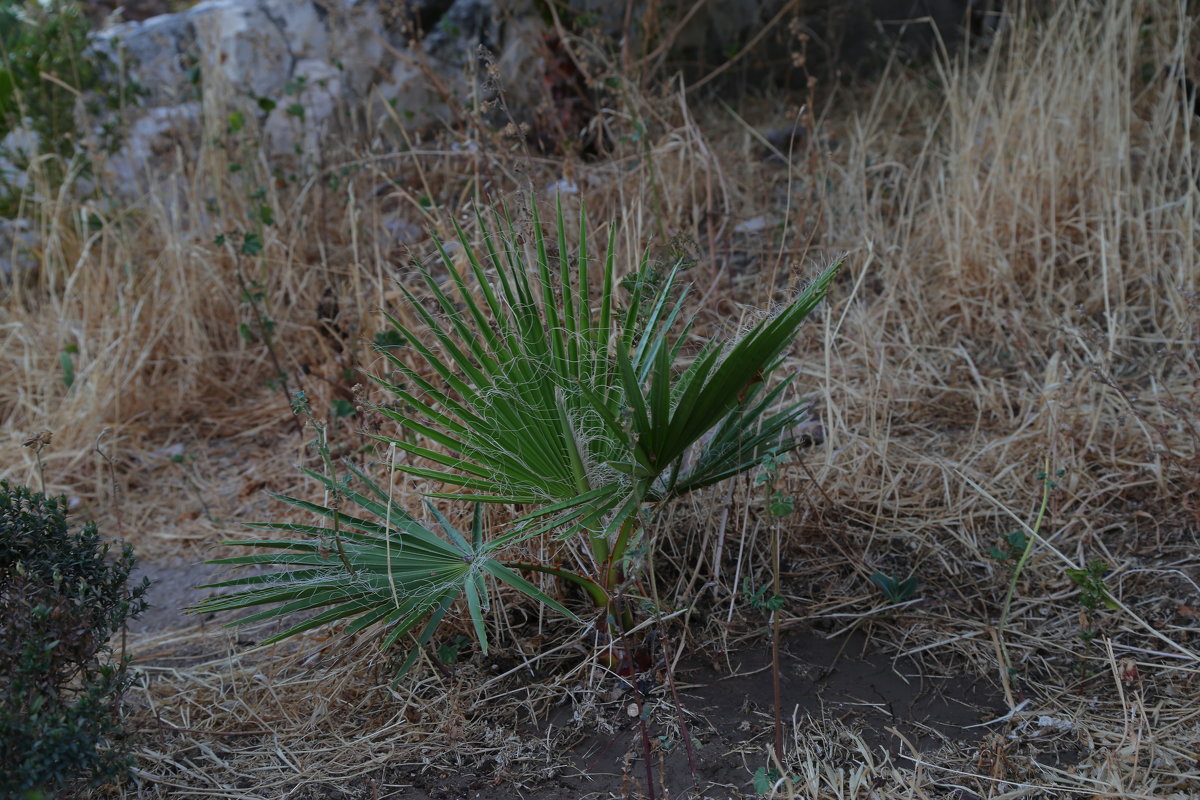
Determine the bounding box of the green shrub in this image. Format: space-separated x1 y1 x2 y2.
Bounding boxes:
0 0 135 214
0 480 149 796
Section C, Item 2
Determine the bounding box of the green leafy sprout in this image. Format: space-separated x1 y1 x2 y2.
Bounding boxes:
743 580 786 614
753 765 783 795
1065 559 1118 612
870 571 920 604
988 530 1027 563
1065 559 1117 644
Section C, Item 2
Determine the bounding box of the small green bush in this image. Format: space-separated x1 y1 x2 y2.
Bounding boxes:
0 0 136 214
0 480 149 797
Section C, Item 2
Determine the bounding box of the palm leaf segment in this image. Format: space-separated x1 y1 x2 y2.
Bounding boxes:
374 199 840 539
190 464 575 677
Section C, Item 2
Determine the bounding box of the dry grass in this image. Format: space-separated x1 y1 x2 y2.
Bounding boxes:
2 1 1199 797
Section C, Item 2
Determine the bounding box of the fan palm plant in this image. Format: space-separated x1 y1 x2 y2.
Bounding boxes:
191 198 838 675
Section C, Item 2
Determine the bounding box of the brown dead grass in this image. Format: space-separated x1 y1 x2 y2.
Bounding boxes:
2 1 1198 797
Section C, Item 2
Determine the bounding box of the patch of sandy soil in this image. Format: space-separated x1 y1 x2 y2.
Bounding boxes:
128 560 225 634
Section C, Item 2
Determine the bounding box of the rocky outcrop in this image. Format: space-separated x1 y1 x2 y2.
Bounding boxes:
99 0 393 107
93 0 506 189
97 0 387 166
89 0 982 193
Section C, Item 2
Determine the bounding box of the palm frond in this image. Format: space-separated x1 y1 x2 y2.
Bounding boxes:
188 469 580 678
372 198 839 538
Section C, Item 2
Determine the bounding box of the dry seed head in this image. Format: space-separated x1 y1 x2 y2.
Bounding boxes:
22 430 52 450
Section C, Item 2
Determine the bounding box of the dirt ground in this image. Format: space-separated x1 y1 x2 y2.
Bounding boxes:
389 640 1004 799
127 556 1011 800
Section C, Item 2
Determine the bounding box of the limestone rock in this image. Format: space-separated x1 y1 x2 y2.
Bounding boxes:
97 11 197 107
101 103 202 189
0 218 39 279
0 125 41 195
263 59 343 157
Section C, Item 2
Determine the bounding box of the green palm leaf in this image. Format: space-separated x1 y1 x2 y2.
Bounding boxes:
188 472 580 679
374 196 839 539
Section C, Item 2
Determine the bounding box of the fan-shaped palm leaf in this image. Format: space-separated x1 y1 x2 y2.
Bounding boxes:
373 197 839 544
188 466 582 677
